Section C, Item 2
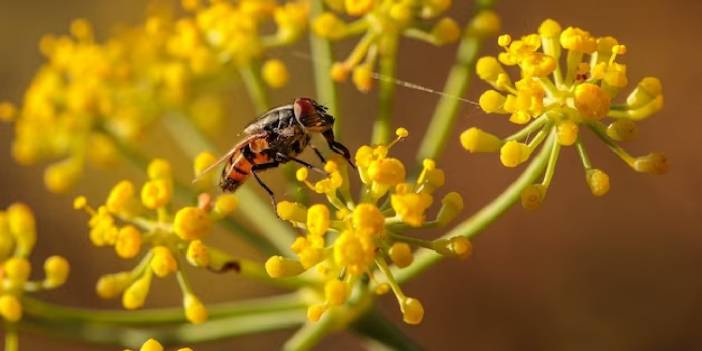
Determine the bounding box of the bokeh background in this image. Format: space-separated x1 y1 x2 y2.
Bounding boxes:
1 0 701 350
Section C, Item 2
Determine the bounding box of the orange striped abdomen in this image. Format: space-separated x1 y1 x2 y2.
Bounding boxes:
220 150 270 192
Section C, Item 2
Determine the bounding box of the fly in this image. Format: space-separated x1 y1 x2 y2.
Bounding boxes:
194 97 354 208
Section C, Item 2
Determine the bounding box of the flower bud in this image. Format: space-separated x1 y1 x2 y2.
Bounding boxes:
324 280 349 306
606 119 638 141
174 207 212 240
262 59 289 89
401 298 424 325
122 273 151 310
460 127 502 153
389 242 413 268
436 192 464 226
633 153 668 174
96 272 131 299
586 169 610 196
265 256 305 278
0 295 22 322
43 255 70 288
150 246 178 278
183 293 208 324
520 184 546 210
186 240 210 267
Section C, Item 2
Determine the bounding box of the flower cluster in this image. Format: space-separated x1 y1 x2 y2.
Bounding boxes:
125 338 192 351
0 203 70 323
1 0 308 193
462 19 667 208
313 0 495 92
265 129 469 324
74 158 238 324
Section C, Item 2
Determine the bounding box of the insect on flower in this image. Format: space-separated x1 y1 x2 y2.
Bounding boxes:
195 97 354 207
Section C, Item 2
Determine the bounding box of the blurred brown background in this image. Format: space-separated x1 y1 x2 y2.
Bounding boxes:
1 0 701 350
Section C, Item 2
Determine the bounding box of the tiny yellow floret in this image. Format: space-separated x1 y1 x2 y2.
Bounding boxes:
324 280 349 306
401 298 424 325
43 255 70 288
183 293 208 324
586 169 610 196
174 207 212 240
389 242 413 268
460 127 502 153
499 141 529 167
262 59 289 89
265 256 305 278
140 338 164 351
0 295 22 322
574 83 611 120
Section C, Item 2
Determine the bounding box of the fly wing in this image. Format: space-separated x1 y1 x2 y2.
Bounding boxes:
191 133 265 183
242 104 293 135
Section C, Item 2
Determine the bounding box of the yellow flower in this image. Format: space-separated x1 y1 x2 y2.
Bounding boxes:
0 203 69 322
315 0 465 92
266 129 468 324
75 157 233 323
262 59 289 89
129 338 195 351
467 19 667 207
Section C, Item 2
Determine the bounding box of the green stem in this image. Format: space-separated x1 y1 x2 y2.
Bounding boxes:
163 112 297 256
371 35 398 145
239 63 270 114
309 0 340 133
415 3 495 163
575 139 592 169
4 323 18 351
351 309 423 351
396 132 556 283
21 293 304 326
20 308 305 347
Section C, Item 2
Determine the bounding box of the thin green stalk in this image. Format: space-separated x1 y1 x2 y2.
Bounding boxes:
575 139 592 169
284 288 374 351
284 317 337 351
397 132 556 283
20 308 305 347
163 112 297 256
351 309 423 351
371 35 398 145
4 323 18 351
415 4 496 163
21 293 304 326
239 63 270 114
309 0 340 132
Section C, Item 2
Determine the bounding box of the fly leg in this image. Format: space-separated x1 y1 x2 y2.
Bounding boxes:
322 129 356 169
310 144 327 164
276 153 326 175
250 161 280 211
